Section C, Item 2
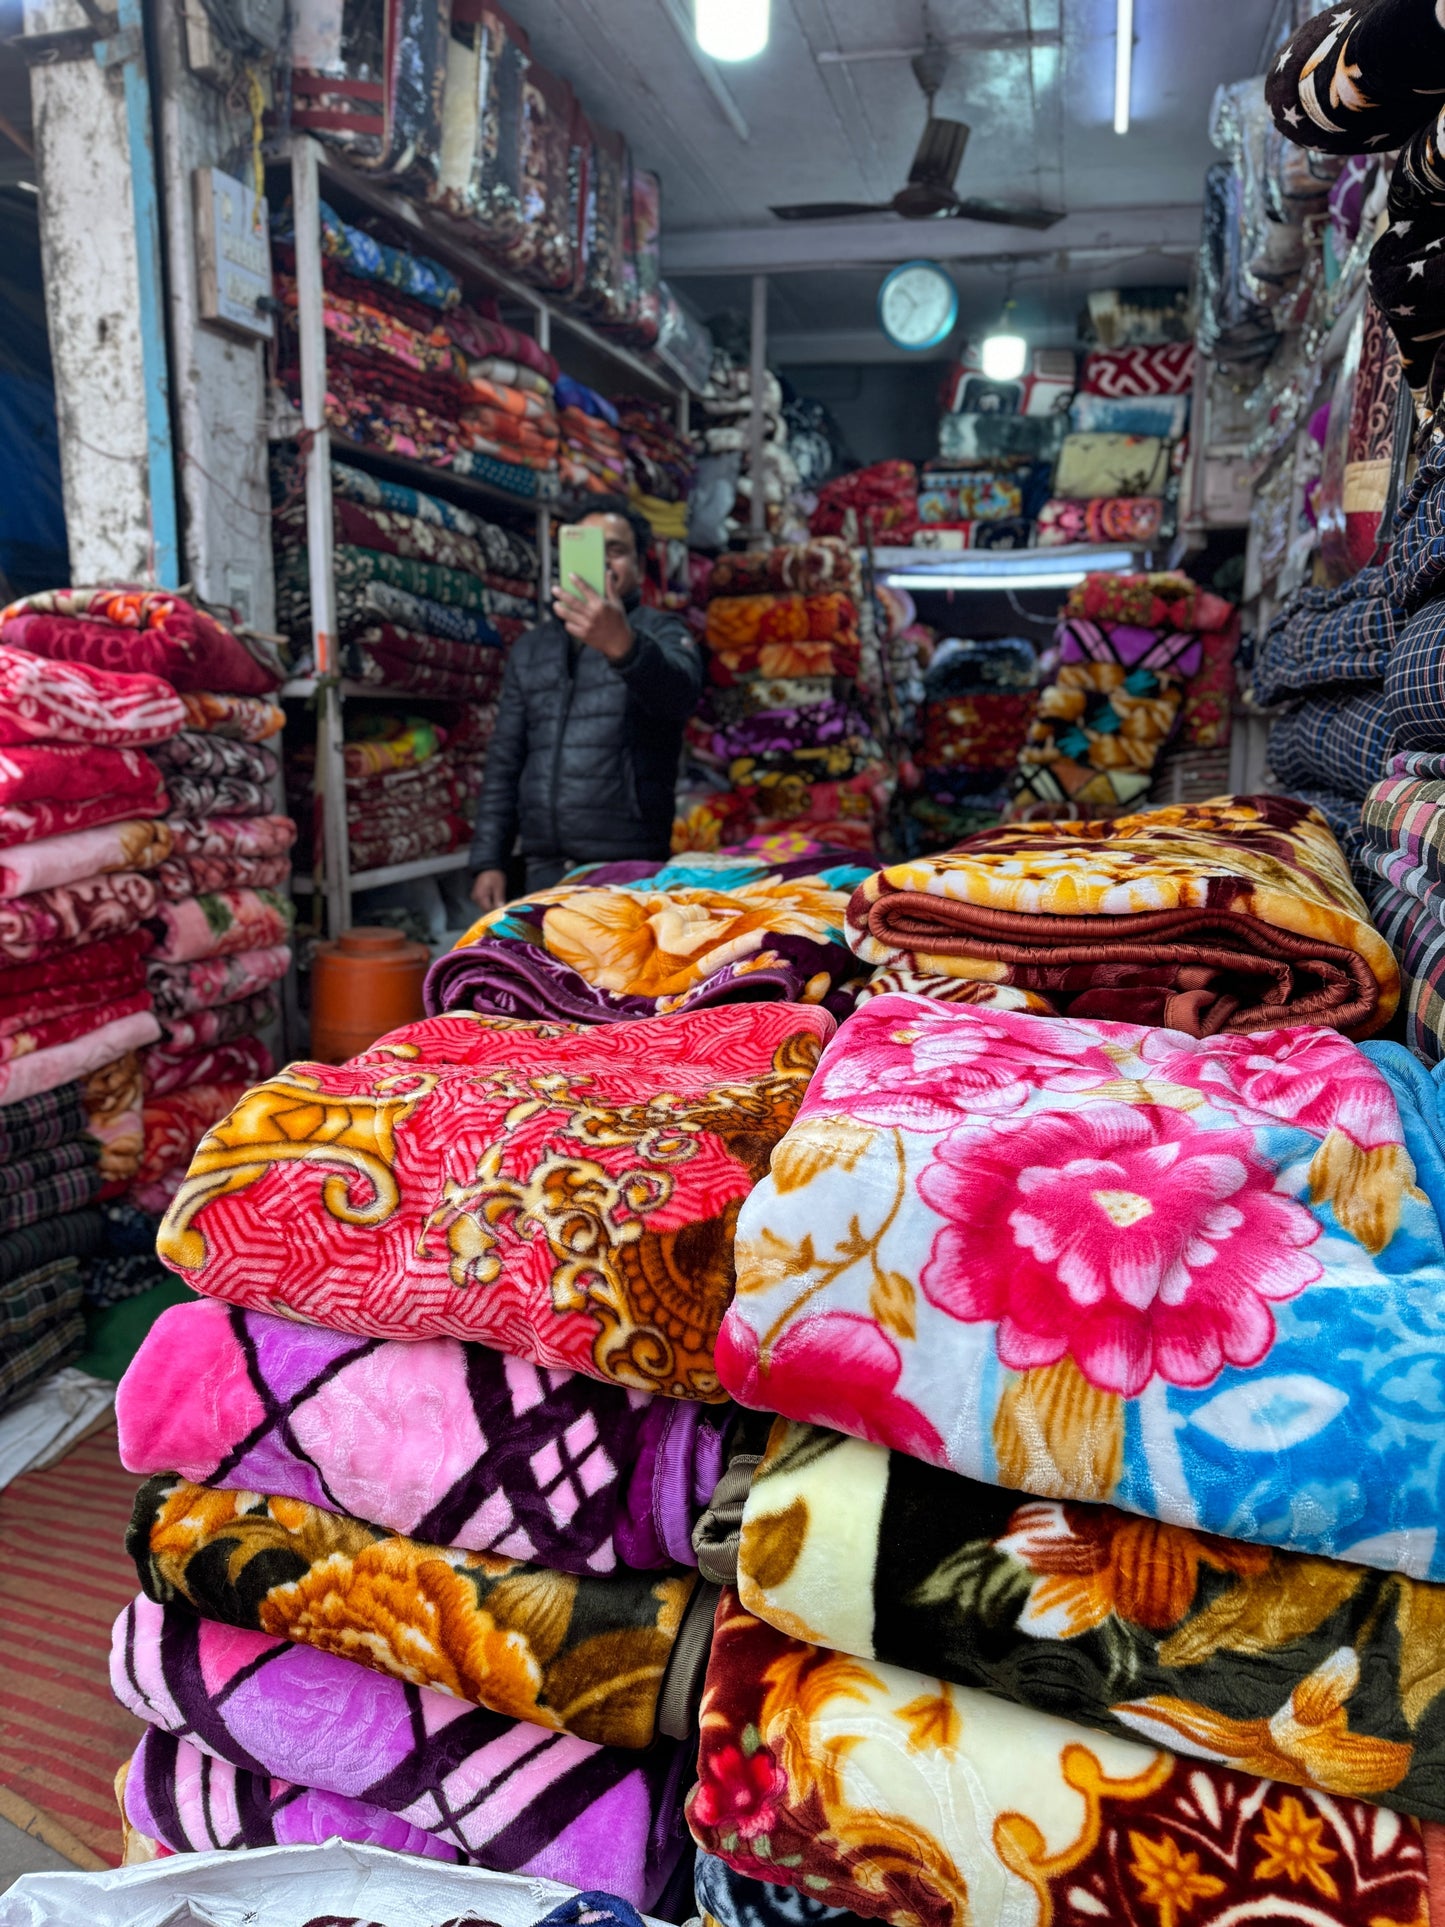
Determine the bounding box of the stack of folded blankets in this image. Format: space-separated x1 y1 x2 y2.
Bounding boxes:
680 796 1445 1927
293 712 483 876
110 997 834 1900
689 541 889 857
464 341 561 481
911 462 1046 553
427 846 874 1025
558 378 628 498
810 461 918 545
0 586 286 1405
1035 341 1194 548
907 636 1038 849
1012 570 1238 819
935 345 1076 524
619 397 697 544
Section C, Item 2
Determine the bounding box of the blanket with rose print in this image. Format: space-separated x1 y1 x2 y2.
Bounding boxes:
156 1006 832 1398
118 1298 730 1574
427 852 873 1026
717 993 1445 1580
113 1596 688 1906
686 1593 1432 1927
846 796 1399 1037
732 1417 1445 1822
128 1475 709 1750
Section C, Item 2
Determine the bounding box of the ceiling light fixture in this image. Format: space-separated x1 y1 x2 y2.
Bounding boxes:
980 295 1027 381
696 0 769 62
1114 0 1134 134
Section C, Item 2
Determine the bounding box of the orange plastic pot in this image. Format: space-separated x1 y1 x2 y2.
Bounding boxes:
310 926 431 1064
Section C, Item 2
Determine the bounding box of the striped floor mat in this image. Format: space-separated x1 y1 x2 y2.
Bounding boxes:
0 1422 143 1867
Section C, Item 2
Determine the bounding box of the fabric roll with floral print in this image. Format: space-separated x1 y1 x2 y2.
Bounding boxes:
140 1034 273 1098
919 694 1036 772
0 990 152 1067
0 742 170 814
0 870 160 966
135 1081 248 1202
177 692 284 741
154 1005 831 1398
1012 659 1184 817
113 1597 690 1904
128 1476 712 1749
717 992 1445 1579
1 591 280 696
729 1417 1445 1822
709 541 857 599
144 890 293 966
428 853 872 1028
0 645 184 747
164 815 296 861
156 992 278 1054
686 1592 1434 1927
844 797 1398 1036
119 1299 731 1573
154 853 291 900
696 1852 869 1927
0 1006 156 1108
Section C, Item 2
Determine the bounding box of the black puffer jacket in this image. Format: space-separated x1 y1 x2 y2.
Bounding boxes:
470 605 704 870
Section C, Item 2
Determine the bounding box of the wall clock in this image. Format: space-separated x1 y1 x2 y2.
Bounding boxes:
879 259 959 352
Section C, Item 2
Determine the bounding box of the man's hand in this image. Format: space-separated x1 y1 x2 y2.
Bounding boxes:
471 868 508 913
553 571 635 663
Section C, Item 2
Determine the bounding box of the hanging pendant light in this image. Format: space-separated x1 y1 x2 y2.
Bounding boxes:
696 0 770 62
980 298 1027 382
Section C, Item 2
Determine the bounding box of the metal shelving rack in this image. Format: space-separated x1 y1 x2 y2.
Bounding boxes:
277 134 689 936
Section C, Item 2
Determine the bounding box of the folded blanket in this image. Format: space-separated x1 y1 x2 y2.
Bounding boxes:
0 1139 101 1231
136 1081 247 1192
155 853 290 899
329 460 538 575
709 641 860 685
178 692 284 741
1065 573 1234 632
156 1005 832 1398
428 854 872 1027
1384 597 1445 750
919 695 1036 771
129 1475 709 1748
119 1299 729 1573
0 869 160 966
0 990 151 1074
0 645 184 747
140 1035 273 1098
1362 774 1445 902
144 890 292 964
0 783 171 850
695 1854 867 1927
0 742 170 812
1056 619 1204 679
0 819 171 901
149 732 278 788
1371 881 1445 1064
159 772 274 819
707 541 857 599
1269 690 1395 800
1253 570 1402 708
0 1006 158 1107
1035 496 1165 546
0 944 146 1036
731 1417 1445 1821
113 1598 688 1904
718 993 1445 1577
147 944 291 1018
1013 661 1183 815
0 1255 84 1348
165 814 296 860
687 1592 1433 1927
158 992 277 1053
923 637 1037 697
1 590 280 695
0 1080 89 1165
0 1304 84 1414
846 797 1396 1035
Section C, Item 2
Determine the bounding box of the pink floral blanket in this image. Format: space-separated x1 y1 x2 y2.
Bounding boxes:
717 993 1445 1579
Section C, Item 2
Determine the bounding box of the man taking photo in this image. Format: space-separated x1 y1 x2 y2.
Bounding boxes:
469 497 703 911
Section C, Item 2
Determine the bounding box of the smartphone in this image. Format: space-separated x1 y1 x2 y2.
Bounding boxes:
558 524 608 600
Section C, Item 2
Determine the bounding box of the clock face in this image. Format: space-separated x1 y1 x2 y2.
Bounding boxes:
879 261 958 351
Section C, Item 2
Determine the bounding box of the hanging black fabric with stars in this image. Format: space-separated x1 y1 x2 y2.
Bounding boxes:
1267 0 1445 403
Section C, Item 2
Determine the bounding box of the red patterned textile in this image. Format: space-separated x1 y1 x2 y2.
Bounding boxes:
1079 343 1196 397
1 591 280 696
0 647 184 747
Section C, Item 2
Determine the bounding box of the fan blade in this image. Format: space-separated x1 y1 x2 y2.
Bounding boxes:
770 200 898 221
909 115 970 190
949 198 1067 230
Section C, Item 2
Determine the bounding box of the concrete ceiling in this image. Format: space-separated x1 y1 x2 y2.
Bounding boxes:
502 0 1284 359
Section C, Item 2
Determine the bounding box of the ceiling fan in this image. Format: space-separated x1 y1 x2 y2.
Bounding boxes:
770 39 1065 231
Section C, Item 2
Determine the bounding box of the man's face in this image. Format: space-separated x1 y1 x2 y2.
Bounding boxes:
583 513 641 600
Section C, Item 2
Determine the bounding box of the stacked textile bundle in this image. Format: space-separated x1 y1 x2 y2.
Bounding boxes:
1362 754 1445 1063
0 590 283 1411
1035 341 1194 547
288 711 485 877
696 360 797 542
933 347 1073 549
810 461 917 545
1012 570 1238 818
428 847 873 1023
907 636 1037 850
687 542 889 856
111 999 833 1891
618 397 697 543
688 985 1445 1927
140 711 291 1213
558 378 628 497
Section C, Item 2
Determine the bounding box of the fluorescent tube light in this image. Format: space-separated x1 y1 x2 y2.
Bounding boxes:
1114 0 1133 134
696 0 769 61
885 570 1090 592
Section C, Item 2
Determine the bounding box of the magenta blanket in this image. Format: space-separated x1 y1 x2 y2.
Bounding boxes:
0 871 160 965
147 945 292 1018
0 644 185 746
140 1035 274 1098
144 890 293 965
0 1007 159 1105
165 815 297 860
0 820 170 900
117 1298 730 1572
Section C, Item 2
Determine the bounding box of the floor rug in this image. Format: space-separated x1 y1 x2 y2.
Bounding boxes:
0 1422 142 1865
